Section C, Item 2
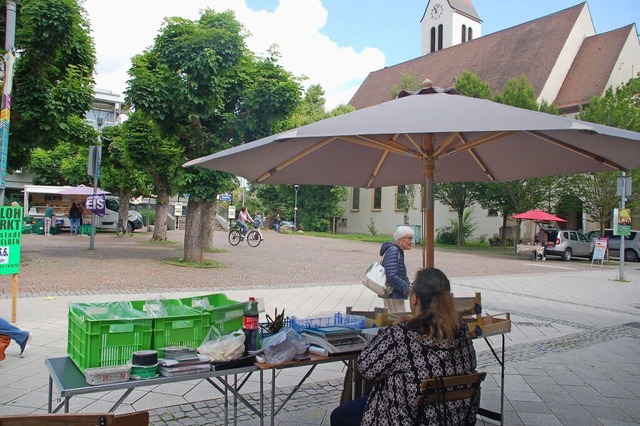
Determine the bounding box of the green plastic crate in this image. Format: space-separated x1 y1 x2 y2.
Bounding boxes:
80 224 95 236
179 293 245 335
130 299 210 357
67 302 153 373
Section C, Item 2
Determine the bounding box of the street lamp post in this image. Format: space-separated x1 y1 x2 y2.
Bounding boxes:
294 185 299 231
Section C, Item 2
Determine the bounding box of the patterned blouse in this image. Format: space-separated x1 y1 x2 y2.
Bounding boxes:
357 318 477 425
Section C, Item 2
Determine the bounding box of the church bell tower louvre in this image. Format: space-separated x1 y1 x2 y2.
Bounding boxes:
421 0 482 55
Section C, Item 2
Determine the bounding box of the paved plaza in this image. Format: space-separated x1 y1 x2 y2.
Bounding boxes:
0 229 639 425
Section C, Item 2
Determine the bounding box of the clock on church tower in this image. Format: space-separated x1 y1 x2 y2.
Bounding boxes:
430 2 443 20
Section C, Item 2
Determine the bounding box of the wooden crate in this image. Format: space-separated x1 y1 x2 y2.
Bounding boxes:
454 292 482 315
465 312 511 338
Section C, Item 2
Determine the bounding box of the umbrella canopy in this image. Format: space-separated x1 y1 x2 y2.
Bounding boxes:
57 185 109 196
511 209 567 223
184 89 640 267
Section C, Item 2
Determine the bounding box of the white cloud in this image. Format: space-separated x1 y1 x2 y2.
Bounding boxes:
84 0 385 109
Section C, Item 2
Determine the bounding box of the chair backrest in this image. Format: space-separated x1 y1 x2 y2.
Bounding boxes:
0 411 149 426
414 372 486 425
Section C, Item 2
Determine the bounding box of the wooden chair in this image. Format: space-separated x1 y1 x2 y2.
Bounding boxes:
0 411 149 426
414 372 486 426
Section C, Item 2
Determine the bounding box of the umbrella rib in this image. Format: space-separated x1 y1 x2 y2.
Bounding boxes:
256 137 337 183
432 132 460 157
367 151 389 188
440 131 513 157
525 131 626 171
435 132 497 181
342 135 421 158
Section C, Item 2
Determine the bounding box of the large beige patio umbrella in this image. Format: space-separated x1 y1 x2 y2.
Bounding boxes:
184 89 640 268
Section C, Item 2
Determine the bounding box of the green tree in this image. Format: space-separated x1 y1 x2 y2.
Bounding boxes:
127 10 300 261
99 124 152 230
117 111 179 241
28 142 89 185
8 0 96 171
434 183 481 247
577 77 640 230
454 70 493 99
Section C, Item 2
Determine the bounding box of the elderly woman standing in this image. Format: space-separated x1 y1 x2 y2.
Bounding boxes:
379 225 414 313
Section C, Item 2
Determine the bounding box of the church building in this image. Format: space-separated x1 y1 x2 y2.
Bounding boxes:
339 1 640 237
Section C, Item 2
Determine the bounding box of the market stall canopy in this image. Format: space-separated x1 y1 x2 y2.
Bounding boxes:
511 209 567 223
57 185 109 196
184 88 640 267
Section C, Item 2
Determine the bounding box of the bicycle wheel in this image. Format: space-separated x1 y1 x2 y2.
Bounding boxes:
116 222 125 238
247 230 261 247
228 229 242 246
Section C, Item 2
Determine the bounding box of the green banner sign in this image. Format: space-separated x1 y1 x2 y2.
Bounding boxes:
0 206 22 274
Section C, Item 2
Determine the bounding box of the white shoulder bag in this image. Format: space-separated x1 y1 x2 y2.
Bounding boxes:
362 260 388 297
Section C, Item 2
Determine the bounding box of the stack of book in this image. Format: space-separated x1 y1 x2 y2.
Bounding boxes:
158 346 211 377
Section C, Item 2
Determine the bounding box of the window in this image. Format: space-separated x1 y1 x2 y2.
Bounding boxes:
395 185 406 211
468 27 473 41
430 27 436 52
351 187 360 211
105 197 119 212
438 25 443 50
487 209 498 217
462 25 467 42
372 188 382 211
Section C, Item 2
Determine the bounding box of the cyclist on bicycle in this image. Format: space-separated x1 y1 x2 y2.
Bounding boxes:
236 206 254 239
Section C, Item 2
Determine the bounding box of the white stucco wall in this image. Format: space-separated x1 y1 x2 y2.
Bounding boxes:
338 186 502 239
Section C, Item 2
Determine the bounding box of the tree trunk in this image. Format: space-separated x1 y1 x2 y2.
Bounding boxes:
183 198 205 263
117 191 132 229
201 200 217 250
500 215 508 247
456 211 464 248
152 191 169 241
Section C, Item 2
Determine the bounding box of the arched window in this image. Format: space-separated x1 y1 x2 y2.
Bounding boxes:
438 24 443 50
462 25 467 42
468 27 473 41
430 27 436 53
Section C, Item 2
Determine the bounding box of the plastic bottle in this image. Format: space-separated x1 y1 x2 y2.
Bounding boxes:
243 297 260 352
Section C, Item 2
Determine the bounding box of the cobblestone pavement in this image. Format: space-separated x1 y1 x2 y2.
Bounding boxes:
8 228 599 298
2 229 639 425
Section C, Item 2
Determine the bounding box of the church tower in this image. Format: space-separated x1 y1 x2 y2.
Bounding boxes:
421 0 482 55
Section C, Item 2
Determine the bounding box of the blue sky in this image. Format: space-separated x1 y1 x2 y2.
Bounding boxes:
248 0 640 66
86 0 640 109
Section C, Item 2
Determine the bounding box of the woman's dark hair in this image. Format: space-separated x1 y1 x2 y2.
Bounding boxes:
406 268 459 341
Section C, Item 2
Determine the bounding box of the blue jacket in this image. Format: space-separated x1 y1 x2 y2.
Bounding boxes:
380 241 410 299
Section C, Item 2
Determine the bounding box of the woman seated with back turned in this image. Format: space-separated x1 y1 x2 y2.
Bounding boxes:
331 268 477 426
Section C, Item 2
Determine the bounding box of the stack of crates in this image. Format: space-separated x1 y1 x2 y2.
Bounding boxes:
179 293 245 335
67 302 153 373
129 299 210 357
67 294 244 373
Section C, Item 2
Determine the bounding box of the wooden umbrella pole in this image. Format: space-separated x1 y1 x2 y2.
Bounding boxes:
422 134 435 268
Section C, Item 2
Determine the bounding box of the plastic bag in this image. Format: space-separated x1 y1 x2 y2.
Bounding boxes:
260 328 309 363
142 296 168 318
197 327 245 362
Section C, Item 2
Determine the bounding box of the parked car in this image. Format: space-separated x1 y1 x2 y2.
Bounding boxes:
544 229 593 261
586 229 640 262
280 220 295 231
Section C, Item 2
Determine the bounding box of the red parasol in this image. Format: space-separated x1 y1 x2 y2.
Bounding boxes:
511 209 566 222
